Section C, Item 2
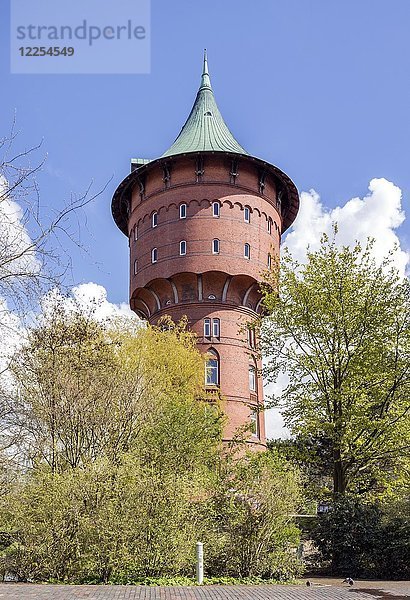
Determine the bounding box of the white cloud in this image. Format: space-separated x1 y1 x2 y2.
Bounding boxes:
265 178 409 439
0 298 26 375
41 282 138 323
0 174 38 374
70 283 136 320
0 175 41 282
1 283 137 379
283 178 408 276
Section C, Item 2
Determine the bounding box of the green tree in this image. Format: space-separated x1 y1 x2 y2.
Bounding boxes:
311 494 410 578
5 306 217 472
261 234 410 498
0 310 224 582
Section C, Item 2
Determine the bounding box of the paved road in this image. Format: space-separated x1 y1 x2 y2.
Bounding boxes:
0 582 408 600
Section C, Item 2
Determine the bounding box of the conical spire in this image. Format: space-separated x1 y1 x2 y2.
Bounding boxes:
162 51 247 157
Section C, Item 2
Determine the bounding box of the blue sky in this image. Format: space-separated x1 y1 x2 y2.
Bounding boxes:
1 0 409 306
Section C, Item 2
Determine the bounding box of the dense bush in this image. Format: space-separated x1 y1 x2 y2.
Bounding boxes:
311 496 410 579
0 450 303 583
205 452 303 580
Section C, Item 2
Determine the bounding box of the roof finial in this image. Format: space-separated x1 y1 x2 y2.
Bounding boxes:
203 49 208 75
200 49 212 90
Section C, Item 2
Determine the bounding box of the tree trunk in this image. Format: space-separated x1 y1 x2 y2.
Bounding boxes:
333 451 346 496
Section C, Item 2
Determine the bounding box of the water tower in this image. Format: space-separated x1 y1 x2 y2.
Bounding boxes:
112 52 299 448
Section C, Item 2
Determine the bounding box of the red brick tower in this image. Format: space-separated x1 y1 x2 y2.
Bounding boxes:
112 52 299 448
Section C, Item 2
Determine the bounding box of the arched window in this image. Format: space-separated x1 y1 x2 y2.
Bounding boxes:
212 201 220 218
179 203 187 219
244 243 251 259
180 240 187 255
244 206 250 223
151 247 158 263
212 239 220 254
152 212 158 228
267 218 272 234
133 259 138 275
134 225 138 241
267 253 272 268
205 349 219 386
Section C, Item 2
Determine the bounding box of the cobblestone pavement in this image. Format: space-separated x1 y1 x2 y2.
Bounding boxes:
0 582 409 600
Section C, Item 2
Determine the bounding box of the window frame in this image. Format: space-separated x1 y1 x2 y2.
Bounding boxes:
152 212 158 228
250 407 259 438
151 247 158 263
267 253 272 268
133 259 138 275
212 201 220 218
205 349 219 386
267 218 272 234
247 328 256 349
212 318 220 338
179 203 187 219
249 364 256 392
212 239 220 254
244 243 251 259
134 225 138 241
204 318 211 338
244 206 250 223
179 240 187 256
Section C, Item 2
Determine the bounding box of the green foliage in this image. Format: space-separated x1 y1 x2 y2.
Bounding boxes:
7 307 211 472
96 576 299 586
0 451 303 583
204 452 303 580
0 308 302 583
268 438 332 506
311 495 410 579
261 233 410 498
1 457 213 582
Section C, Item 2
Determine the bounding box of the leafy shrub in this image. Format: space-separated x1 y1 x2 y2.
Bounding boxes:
311 495 410 579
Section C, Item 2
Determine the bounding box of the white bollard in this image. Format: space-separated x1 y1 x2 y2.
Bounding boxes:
196 541 204 584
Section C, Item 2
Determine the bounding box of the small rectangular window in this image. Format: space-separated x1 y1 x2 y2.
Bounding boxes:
247 328 256 349
212 239 220 254
151 248 157 263
180 240 186 255
204 318 211 338
249 365 256 391
212 318 220 338
133 259 138 275
134 225 138 241
267 218 272 234
250 408 259 438
244 243 250 259
244 207 250 223
212 202 220 218
268 253 272 268
180 203 187 219
152 212 158 228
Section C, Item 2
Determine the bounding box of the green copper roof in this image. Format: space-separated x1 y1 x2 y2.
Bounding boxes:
162 51 248 157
